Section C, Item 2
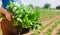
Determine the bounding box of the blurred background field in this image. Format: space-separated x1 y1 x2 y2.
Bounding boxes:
39 8 60 22
0 0 60 35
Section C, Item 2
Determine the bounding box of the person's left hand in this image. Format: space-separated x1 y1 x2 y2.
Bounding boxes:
5 12 12 21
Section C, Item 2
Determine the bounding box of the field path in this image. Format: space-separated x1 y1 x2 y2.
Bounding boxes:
23 30 34 35
51 24 60 35
43 16 60 26
39 21 55 35
39 16 60 35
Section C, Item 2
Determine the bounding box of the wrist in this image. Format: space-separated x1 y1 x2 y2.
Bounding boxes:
4 10 9 15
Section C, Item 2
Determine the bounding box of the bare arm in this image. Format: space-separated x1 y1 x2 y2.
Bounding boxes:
0 8 12 21
0 8 8 14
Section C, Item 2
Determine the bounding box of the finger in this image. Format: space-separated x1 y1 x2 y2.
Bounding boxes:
8 17 12 21
6 16 11 21
9 13 12 15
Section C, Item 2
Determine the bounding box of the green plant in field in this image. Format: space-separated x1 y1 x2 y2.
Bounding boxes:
57 30 60 35
45 20 60 35
6 1 42 30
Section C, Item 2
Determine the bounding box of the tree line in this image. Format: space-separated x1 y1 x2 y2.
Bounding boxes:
28 3 60 9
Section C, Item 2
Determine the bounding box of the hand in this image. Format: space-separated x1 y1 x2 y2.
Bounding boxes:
5 12 12 21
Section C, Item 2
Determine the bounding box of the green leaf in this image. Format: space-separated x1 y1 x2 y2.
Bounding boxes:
7 1 42 32
17 18 23 23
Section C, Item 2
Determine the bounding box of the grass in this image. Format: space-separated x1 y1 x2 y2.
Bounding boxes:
38 8 60 35
38 18 60 35
39 8 60 22
57 30 60 35
45 20 60 35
